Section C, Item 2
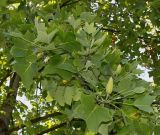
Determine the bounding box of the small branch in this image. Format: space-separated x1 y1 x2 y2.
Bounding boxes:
60 0 70 8
37 122 67 135
31 112 62 123
9 112 62 133
100 27 120 33
100 26 158 42
60 0 79 9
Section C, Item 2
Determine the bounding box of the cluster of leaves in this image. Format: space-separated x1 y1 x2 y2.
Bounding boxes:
0 0 160 135
94 0 160 83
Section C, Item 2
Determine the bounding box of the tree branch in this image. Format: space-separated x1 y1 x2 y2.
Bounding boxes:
0 73 20 135
9 112 63 133
36 118 85 135
100 27 120 33
37 122 67 135
100 26 158 42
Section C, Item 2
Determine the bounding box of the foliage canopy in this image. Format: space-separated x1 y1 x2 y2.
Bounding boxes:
0 0 160 135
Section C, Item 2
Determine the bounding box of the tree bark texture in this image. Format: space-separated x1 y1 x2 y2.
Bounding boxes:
0 73 20 135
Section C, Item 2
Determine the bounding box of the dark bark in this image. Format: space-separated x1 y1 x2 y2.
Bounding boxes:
0 73 20 135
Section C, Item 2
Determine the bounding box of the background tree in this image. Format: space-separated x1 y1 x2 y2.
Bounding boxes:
0 0 160 135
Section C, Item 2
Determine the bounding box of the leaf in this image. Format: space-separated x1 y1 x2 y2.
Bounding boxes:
73 90 81 101
81 70 97 87
86 106 112 132
73 94 113 132
35 20 58 44
55 86 65 106
57 63 77 73
153 125 160 135
98 124 108 135
43 57 76 79
67 15 81 29
133 87 145 94
46 92 54 102
42 43 56 50
43 64 73 80
134 94 156 113
94 33 107 46
85 131 95 135
83 22 97 35
13 59 37 89
0 0 7 6
64 87 74 105
9 32 23 38
80 12 96 22
10 46 27 57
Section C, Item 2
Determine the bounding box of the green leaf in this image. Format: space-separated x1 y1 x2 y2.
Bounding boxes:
43 64 73 80
85 131 95 135
9 32 24 39
94 33 107 46
13 59 37 89
73 89 81 101
83 22 97 35
57 63 77 73
55 86 65 106
35 20 58 44
64 86 74 105
10 46 27 57
133 87 145 94
46 92 54 102
81 70 97 87
80 12 96 22
0 0 7 6
73 94 113 132
98 124 108 135
153 125 160 135
67 15 81 29
134 94 156 113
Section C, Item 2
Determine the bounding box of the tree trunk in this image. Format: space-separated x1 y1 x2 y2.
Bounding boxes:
0 73 20 135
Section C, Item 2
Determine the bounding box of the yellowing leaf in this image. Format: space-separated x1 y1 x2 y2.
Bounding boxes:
46 92 54 102
106 77 113 94
85 131 95 135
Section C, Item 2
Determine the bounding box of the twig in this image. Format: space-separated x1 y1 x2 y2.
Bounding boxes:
60 0 79 9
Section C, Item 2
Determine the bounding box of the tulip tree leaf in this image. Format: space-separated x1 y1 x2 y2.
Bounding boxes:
134 94 156 113
73 94 113 132
35 20 57 44
13 60 37 89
